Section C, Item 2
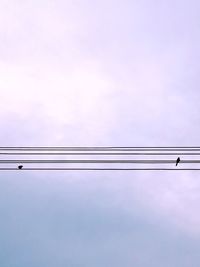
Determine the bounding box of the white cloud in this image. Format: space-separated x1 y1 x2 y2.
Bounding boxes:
1 0 200 239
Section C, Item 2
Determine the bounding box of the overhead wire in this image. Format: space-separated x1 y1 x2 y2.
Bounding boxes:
1 152 200 155
1 168 200 171
0 159 200 164
0 147 200 170
1 147 200 151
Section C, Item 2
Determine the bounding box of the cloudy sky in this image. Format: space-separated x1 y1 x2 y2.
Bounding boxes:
1 0 200 266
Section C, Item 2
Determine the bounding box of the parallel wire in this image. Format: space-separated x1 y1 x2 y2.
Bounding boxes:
1 168 200 171
0 159 200 164
1 147 200 151
1 152 200 155
0 147 200 170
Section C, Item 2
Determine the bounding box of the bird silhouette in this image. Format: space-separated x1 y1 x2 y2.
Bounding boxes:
176 157 180 166
18 165 23 170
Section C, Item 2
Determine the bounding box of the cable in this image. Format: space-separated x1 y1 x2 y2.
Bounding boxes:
0 147 199 171
0 147 195 149
1 168 200 171
0 159 199 164
1 147 200 151
0 152 200 156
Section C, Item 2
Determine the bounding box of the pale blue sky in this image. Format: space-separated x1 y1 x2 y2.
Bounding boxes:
0 0 200 266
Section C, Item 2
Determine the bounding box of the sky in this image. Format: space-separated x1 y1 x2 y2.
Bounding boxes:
1 0 200 266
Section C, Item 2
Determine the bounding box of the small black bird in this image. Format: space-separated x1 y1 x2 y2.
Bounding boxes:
18 165 23 170
176 157 180 166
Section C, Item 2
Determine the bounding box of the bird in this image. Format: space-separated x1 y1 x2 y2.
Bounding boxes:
18 165 23 170
176 157 180 166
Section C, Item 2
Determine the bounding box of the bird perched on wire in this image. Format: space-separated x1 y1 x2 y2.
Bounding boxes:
176 157 180 166
18 165 23 170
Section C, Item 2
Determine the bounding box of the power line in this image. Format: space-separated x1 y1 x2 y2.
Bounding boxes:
1 147 200 151
0 147 199 171
1 167 200 171
0 159 199 164
1 152 200 155
1 168 200 171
